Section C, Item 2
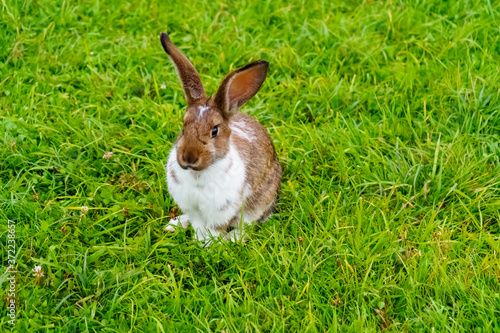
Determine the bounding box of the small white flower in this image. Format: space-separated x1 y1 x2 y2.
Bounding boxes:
32 265 44 278
161 84 166 89
90 51 94 55
103 151 113 161
81 206 89 216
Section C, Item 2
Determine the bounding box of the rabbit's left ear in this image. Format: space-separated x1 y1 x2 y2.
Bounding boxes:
214 60 268 118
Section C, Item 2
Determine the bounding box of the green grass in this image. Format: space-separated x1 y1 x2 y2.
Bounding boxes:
1 0 500 331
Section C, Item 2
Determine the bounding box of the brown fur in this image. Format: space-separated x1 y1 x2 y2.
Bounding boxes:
229 113 281 223
160 33 204 104
169 168 179 184
214 61 269 117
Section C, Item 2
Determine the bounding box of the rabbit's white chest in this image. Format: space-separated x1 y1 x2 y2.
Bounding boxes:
166 144 246 229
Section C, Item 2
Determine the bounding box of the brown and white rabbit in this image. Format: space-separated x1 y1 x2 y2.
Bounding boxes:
161 32 281 242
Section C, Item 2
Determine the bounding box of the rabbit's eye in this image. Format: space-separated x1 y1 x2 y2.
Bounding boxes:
211 125 219 138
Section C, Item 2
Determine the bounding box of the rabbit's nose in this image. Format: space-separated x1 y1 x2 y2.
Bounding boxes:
183 152 199 166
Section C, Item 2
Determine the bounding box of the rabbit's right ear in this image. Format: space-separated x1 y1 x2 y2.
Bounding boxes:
160 33 205 105
213 60 269 119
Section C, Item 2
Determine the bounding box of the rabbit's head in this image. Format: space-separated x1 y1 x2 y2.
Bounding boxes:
161 33 268 171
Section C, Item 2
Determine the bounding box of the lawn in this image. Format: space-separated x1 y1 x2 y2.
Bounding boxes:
1 0 500 331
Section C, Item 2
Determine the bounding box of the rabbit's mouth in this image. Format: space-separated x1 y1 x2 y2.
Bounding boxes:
185 165 204 171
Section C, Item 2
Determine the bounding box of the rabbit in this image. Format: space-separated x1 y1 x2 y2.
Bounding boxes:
160 32 282 243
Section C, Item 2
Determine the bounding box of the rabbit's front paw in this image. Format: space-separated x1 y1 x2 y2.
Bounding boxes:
165 214 190 233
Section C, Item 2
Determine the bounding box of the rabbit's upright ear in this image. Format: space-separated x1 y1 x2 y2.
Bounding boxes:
214 60 269 118
160 32 205 105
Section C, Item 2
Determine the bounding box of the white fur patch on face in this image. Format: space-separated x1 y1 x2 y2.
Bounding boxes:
229 121 256 142
197 106 210 118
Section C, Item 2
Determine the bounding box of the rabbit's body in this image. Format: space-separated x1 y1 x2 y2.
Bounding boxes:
161 33 281 242
166 120 246 230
